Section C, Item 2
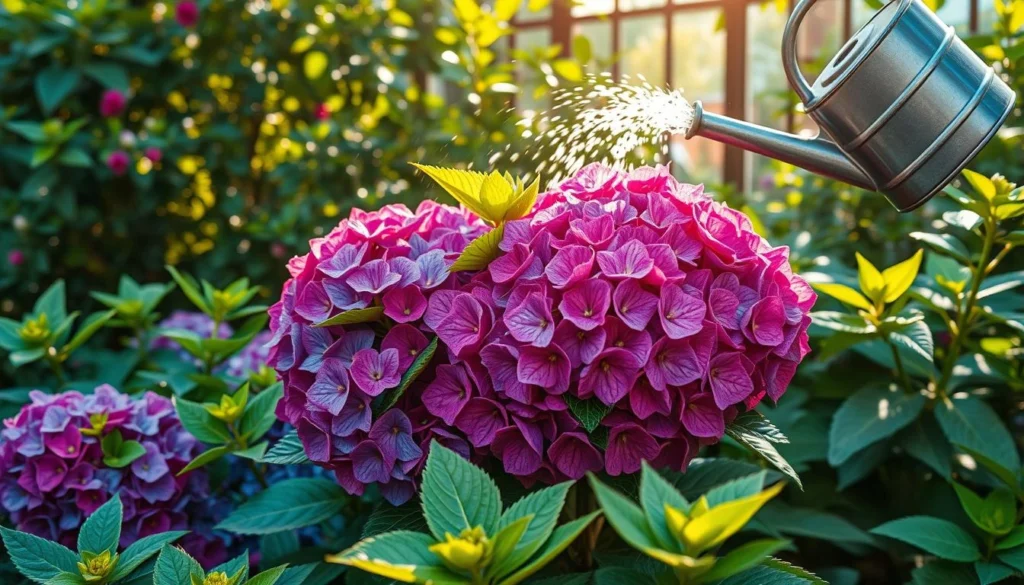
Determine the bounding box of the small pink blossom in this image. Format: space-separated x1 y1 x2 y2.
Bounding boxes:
7 250 24 267
175 0 199 27
100 90 126 118
107 151 130 176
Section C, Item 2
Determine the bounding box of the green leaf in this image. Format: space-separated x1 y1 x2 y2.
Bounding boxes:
639 462 690 551
952 483 1016 536
705 471 769 507
827 385 926 466
727 411 788 444
362 501 428 537
34 280 67 323
83 61 130 91
0 527 79 583
889 318 934 365
173 397 232 444
871 516 981 562
327 530 457 584
110 531 188 582
943 210 983 231
760 559 828 585
718 562 824 585
977 271 1024 300
855 252 885 304
234 442 268 461
997 526 1024 551
681 483 785 553
588 474 661 553
499 511 602 585
935 395 1020 471
754 502 875 546
421 442 503 539
451 226 505 272
77 494 122 554
700 538 791 582
274 564 322 585
962 169 996 200
165 266 210 314
496 482 571 576
212 551 250 583
998 546 1024 572
910 561 978 585
315 307 385 327
101 430 147 468
246 565 289 585
153 546 204 585
262 430 310 465
217 478 348 534
667 458 774 502
488 515 534 580
63 310 115 356
57 148 92 168
36 67 81 115
180 445 232 475
901 418 952 478
975 561 1016 585
909 232 971 264
809 311 876 334
881 249 924 303
240 383 283 441
374 337 438 416
725 416 801 489
811 283 873 311
566 395 613 433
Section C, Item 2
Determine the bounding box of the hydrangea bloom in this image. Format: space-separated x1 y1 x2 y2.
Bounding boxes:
0 386 208 548
268 200 488 504
431 164 815 483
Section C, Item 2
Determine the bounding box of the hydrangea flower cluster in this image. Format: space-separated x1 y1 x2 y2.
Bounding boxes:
0 386 208 548
428 164 815 483
268 200 488 504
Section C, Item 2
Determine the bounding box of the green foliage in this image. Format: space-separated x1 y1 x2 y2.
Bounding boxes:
330 442 600 585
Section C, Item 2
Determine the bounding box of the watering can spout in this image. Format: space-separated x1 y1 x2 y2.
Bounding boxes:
684 101 876 191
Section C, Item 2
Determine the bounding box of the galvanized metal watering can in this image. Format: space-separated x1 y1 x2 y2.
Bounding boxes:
684 0 1015 212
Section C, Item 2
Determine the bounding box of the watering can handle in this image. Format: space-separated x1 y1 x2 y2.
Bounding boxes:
781 0 819 104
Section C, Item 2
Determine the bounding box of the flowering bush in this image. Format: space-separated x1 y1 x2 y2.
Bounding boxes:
268 200 489 504
0 385 207 548
151 310 272 379
428 164 815 482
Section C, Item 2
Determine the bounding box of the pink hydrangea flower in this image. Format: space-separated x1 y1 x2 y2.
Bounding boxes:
7 250 24 267
175 0 199 27
107 151 130 176
268 201 488 504
99 89 126 118
435 164 814 484
0 386 208 549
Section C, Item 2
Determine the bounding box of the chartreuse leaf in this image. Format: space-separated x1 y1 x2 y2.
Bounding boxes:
101 430 147 468
963 169 997 200
494 482 572 577
486 515 533 581
78 494 122 554
639 462 690 551
881 249 924 303
700 538 791 582
681 482 785 553
855 253 885 304
327 530 462 584
109 531 188 582
871 516 981 562
153 546 204 585
217 478 348 534
499 510 602 585
952 483 1016 536
451 225 505 272
180 445 232 475
0 526 79 583
704 471 768 507
812 283 873 311
247 565 289 585
421 442 502 539
212 551 250 583
412 164 489 219
412 164 538 225
166 266 211 314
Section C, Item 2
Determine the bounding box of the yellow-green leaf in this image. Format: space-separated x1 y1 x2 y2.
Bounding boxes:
389 8 415 27
494 0 522 20
435 28 460 45
412 163 490 220
290 36 316 54
454 0 482 22
881 249 923 304
812 283 873 312
552 59 583 82
855 253 885 303
315 307 384 327
2 0 26 13
962 169 996 200
480 171 516 221
451 226 505 272
503 176 540 222
681 482 785 553
527 0 550 11
304 51 329 80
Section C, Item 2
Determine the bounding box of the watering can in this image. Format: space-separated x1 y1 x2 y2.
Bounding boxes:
684 0 1015 212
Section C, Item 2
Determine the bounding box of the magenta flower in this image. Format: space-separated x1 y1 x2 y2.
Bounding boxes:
7 249 25 267
0 386 207 549
144 147 163 163
99 89 126 118
175 0 199 27
437 164 814 482
107 150 130 176
268 200 488 504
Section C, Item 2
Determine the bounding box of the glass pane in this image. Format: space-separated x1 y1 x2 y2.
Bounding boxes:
573 0 614 17
793 0 843 135
854 0 971 33
514 28 553 112
670 9 726 185
619 15 668 86
745 3 791 192
572 21 614 64
621 0 668 10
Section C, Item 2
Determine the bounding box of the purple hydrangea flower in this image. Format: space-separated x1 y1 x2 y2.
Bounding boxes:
0 386 208 549
268 201 488 504
436 164 815 484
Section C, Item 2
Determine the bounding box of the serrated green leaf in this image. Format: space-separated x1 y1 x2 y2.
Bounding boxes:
566 394 612 433
240 383 283 441
700 538 791 582
327 530 458 584
217 478 347 535
639 462 689 551
871 516 981 561
173 397 232 444
110 531 188 582
725 415 801 489
451 225 505 272
0 527 79 584
499 511 602 585
261 431 311 465
153 546 204 585
77 494 122 554
421 442 502 539
495 482 571 577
